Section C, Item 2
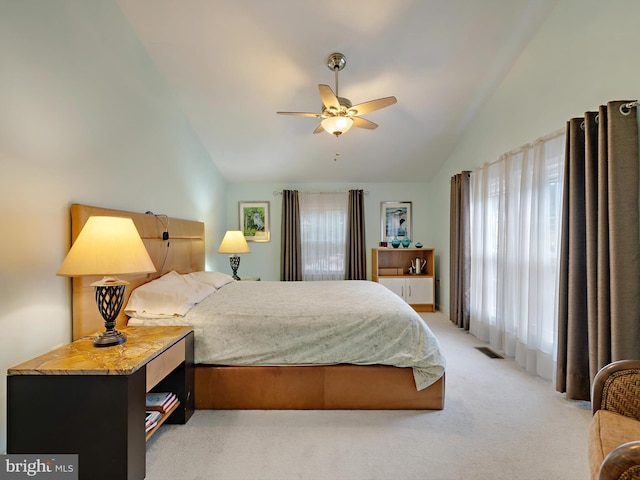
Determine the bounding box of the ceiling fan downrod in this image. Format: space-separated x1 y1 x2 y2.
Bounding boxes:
327 52 346 99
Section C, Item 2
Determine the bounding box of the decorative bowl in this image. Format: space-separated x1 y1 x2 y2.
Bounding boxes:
415 242 423 248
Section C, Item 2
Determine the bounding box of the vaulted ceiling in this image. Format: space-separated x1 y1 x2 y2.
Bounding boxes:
117 0 559 184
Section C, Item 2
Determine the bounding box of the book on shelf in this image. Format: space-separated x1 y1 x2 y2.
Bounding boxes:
145 410 162 432
145 410 162 427
163 394 178 412
146 392 178 413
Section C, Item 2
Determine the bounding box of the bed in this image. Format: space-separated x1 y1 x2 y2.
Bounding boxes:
68 204 446 410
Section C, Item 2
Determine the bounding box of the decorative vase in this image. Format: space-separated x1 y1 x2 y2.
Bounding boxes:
401 238 411 248
391 236 401 248
415 242 423 248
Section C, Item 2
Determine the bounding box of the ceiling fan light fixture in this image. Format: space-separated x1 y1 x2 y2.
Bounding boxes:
321 116 353 137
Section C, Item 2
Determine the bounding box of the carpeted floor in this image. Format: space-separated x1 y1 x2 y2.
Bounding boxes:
145 312 591 480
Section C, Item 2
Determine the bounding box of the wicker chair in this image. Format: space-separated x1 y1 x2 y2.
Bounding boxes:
590 360 640 480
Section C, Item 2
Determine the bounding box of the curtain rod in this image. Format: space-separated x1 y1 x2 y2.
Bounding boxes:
621 100 639 115
273 190 369 195
584 100 638 125
579 100 639 129
471 127 566 173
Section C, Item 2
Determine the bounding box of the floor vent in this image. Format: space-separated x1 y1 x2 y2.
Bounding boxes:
475 347 504 359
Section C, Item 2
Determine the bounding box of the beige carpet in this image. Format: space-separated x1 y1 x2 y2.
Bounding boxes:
145 312 591 480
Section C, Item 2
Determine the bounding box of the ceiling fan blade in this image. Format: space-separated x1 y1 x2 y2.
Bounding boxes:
277 111 322 117
313 124 325 134
318 84 340 110
349 96 397 115
352 117 378 130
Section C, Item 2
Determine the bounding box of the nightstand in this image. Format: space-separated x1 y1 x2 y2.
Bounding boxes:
6 326 194 480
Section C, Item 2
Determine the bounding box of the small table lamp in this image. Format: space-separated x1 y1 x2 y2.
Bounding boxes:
218 230 250 280
57 216 156 347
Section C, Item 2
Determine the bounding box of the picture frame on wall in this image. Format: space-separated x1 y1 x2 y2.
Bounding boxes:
381 201 412 241
239 201 270 242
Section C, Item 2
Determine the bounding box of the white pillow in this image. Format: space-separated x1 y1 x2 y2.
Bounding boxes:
187 271 235 289
124 271 216 318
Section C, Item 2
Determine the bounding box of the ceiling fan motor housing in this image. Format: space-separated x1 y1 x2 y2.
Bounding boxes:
322 96 353 116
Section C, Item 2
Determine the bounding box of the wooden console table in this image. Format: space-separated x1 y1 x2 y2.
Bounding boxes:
6 326 194 480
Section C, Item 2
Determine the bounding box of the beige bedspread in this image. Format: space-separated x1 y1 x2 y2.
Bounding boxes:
129 280 445 390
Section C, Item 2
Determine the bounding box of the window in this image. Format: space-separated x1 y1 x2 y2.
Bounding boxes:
299 192 348 281
469 131 565 380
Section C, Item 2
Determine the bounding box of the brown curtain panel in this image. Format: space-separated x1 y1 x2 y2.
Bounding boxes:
556 100 640 401
345 189 366 280
449 171 471 329
280 189 302 281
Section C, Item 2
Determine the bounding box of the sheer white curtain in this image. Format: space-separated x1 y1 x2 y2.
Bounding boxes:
469 130 565 380
299 192 348 281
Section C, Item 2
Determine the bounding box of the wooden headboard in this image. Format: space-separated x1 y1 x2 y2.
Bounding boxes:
69 204 205 340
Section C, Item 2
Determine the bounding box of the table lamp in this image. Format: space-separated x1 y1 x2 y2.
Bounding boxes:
57 216 156 347
218 230 250 280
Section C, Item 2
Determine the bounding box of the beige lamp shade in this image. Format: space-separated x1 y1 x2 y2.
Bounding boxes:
57 216 156 277
321 116 354 136
218 230 251 254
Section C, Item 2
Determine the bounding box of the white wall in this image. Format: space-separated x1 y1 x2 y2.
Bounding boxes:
227 183 435 283
0 1 227 452
429 0 640 315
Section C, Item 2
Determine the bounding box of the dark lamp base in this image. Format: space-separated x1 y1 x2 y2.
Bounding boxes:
94 283 128 348
229 254 241 280
93 330 127 347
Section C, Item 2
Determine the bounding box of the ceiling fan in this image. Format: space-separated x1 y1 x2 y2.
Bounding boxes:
277 52 397 137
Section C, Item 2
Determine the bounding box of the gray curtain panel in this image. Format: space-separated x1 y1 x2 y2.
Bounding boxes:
280 189 302 281
345 189 367 280
556 100 640 401
449 172 471 329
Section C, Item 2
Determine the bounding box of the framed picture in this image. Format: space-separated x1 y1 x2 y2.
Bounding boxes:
381 201 412 241
239 201 270 242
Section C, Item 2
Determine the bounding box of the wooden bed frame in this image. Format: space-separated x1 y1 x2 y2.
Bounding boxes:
69 204 445 410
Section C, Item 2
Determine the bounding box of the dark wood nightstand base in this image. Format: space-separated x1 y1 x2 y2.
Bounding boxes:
7 326 194 480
